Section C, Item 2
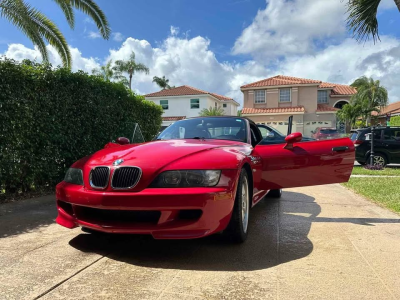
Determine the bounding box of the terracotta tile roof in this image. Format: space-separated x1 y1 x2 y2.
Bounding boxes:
241 75 357 96
241 106 305 114
162 116 186 121
317 104 339 112
329 84 357 96
145 85 236 103
372 101 400 116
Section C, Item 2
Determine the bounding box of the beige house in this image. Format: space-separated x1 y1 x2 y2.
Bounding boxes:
241 75 356 137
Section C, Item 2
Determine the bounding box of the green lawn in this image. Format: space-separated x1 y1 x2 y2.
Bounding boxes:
352 166 400 176
343 177 400 213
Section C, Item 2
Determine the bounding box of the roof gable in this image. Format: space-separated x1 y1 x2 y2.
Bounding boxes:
241 75 356 96
144 85 238 104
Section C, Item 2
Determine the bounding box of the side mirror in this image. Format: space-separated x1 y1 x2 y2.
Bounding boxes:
284 132 302 150
116 137 130 145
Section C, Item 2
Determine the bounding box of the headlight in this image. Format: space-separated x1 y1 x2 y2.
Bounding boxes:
64 168 84 185
151 170 221 188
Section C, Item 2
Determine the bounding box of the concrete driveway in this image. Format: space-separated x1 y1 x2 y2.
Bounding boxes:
1 184 400 300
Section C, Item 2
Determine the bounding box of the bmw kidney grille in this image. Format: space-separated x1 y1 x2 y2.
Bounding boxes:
90 167 110 189
111 167 141 189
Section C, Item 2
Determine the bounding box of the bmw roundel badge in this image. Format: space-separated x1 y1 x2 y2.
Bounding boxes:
113 159 124 166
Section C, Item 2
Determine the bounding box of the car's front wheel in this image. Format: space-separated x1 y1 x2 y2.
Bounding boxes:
224 169 250 243
267 189 282 198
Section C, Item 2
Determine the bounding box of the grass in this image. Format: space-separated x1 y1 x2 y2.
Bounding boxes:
352 166 400 176
343 177 400 213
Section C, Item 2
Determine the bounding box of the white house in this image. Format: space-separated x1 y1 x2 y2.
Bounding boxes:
144 85 240 127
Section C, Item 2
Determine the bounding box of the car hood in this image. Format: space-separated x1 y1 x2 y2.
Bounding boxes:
85 139 248 171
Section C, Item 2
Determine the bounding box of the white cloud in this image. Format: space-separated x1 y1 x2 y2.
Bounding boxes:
112 32 125 42
170 26 180 36
2 44 100 73
88 31 101 39
233 0 347 59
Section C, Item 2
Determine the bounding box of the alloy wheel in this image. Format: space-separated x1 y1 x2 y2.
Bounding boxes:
373 155 386 167
241 176 249 233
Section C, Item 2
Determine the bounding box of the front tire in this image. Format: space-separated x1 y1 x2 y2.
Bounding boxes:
267 189 282 198
224 169 250 243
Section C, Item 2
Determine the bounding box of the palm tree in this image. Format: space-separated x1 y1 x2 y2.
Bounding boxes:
152 76 171 89
92 60 128 86
199 106 225 116
0 0 110 69
113 51 149 90
337 103 362 129
92 60 115 81
347 0 400 42
350 76 388 125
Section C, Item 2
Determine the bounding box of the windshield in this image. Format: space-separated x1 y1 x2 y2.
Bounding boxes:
156 117 247 142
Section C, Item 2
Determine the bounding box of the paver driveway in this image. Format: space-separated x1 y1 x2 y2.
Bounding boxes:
1 184 399 300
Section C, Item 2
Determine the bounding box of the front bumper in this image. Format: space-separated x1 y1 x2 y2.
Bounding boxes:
55 182 236 239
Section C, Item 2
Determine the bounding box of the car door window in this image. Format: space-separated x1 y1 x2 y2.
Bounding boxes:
257 125 286 145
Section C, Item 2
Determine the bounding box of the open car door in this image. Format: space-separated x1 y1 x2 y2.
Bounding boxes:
253 133 355 190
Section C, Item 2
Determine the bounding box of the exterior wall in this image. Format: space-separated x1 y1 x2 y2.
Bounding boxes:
297 86 318 113
146 95 238 126
146 95 211 119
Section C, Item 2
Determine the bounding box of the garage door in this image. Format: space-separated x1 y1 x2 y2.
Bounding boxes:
258 121 297 135
304 121 332 138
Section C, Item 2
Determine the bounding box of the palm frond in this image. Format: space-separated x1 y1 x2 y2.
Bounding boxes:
135 63 149 74
28 6 71 68
346 0 380 43
0 0 59 65
69 0 110 39
53 0 74 28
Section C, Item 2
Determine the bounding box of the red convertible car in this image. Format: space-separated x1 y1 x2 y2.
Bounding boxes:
56 116 354 242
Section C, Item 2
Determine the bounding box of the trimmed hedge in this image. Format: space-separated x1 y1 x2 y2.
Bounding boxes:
0 58 162 195
390 115 400 127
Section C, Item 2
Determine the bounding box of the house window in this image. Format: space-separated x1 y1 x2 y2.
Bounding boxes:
254 90 266 103
280 88 291 102
317 90 328 104
215 102 217 108
190 99 200 109
223 103 227 108
160 100 168 110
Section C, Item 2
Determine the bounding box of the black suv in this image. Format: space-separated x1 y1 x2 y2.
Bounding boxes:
350 127 400 166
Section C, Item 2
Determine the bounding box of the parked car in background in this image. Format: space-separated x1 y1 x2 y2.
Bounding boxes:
311 127 341 140
350 127 400 166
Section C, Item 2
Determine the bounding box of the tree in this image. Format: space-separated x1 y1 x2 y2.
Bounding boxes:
350 76 388 125
92 60 128 86
113 51 149 90
337 103 362 129
153 76 171 89
199 106 225 116
0 0 110 69
347 0 400 43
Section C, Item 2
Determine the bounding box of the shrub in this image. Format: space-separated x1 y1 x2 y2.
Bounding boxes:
0 58 162 195
390 115 400 127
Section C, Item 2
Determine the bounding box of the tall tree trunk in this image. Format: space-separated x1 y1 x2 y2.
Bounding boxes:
395 0 400 12
129 73 132 90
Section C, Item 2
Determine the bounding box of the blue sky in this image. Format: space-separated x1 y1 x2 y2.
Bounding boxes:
1 0 400 104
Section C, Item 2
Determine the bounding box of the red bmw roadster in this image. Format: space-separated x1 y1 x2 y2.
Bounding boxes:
56 116 354 242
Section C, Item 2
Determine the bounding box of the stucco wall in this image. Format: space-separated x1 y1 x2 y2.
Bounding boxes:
298 86 318 113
